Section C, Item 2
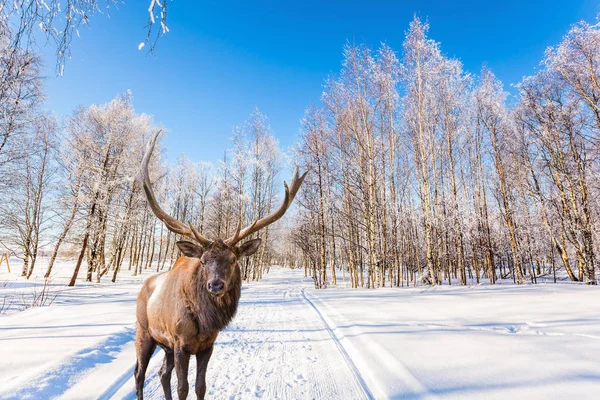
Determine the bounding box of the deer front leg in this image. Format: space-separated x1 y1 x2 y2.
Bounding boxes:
158 349 175 400
195 345 214 399
134 330 156 400
174 345 191 400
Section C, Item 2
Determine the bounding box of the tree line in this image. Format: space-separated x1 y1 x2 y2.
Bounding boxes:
1 15 599 288
292 17 600 287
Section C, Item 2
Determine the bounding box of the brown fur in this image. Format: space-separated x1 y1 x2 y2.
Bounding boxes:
135 239 258 400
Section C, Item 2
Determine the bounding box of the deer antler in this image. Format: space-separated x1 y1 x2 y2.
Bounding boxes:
140 130 212 247
225 167 308 246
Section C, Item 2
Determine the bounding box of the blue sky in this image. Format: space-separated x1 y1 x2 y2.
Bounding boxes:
40 0 599 165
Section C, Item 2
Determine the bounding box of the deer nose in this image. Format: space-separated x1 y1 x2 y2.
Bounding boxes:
207 279 225 294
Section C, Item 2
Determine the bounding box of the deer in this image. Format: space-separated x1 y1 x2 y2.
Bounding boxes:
134 131 307 400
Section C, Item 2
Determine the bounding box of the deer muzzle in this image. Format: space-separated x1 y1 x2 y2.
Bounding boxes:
207 279 225 296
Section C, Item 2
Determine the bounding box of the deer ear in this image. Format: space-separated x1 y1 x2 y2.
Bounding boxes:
237 238 262 257
176 241 204 259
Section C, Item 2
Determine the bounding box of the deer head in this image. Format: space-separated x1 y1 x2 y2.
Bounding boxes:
140 130 307 297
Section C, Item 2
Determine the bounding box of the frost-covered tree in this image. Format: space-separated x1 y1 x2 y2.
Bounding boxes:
0 112 58 278
64 92 153 285
0 0 170 73
474 68 525 284
0 24 42 170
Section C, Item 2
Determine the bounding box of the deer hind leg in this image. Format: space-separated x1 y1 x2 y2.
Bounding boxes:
174 345 191 400
134 330 156 400
195 345 214 399
158 349 175 400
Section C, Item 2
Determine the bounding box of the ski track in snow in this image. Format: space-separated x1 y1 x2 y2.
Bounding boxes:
303 289 435 400
2 266 600 399
300 288 374 400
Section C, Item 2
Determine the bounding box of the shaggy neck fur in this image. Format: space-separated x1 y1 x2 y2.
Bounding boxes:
183 261 242 336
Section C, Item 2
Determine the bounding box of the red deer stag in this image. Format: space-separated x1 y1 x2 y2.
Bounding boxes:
134 132 307 400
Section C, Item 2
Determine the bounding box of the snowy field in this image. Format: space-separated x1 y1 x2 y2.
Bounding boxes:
1 260 600 399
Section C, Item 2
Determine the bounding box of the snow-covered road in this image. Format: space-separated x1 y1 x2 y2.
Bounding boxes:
1 267 600 399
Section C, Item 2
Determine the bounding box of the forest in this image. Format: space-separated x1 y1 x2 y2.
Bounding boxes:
1 14 599 288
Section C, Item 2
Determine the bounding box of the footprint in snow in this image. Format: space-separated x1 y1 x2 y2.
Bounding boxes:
506 325 519 333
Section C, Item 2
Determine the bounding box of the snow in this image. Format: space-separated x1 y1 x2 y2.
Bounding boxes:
307 284 600 399
1 261 600 399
